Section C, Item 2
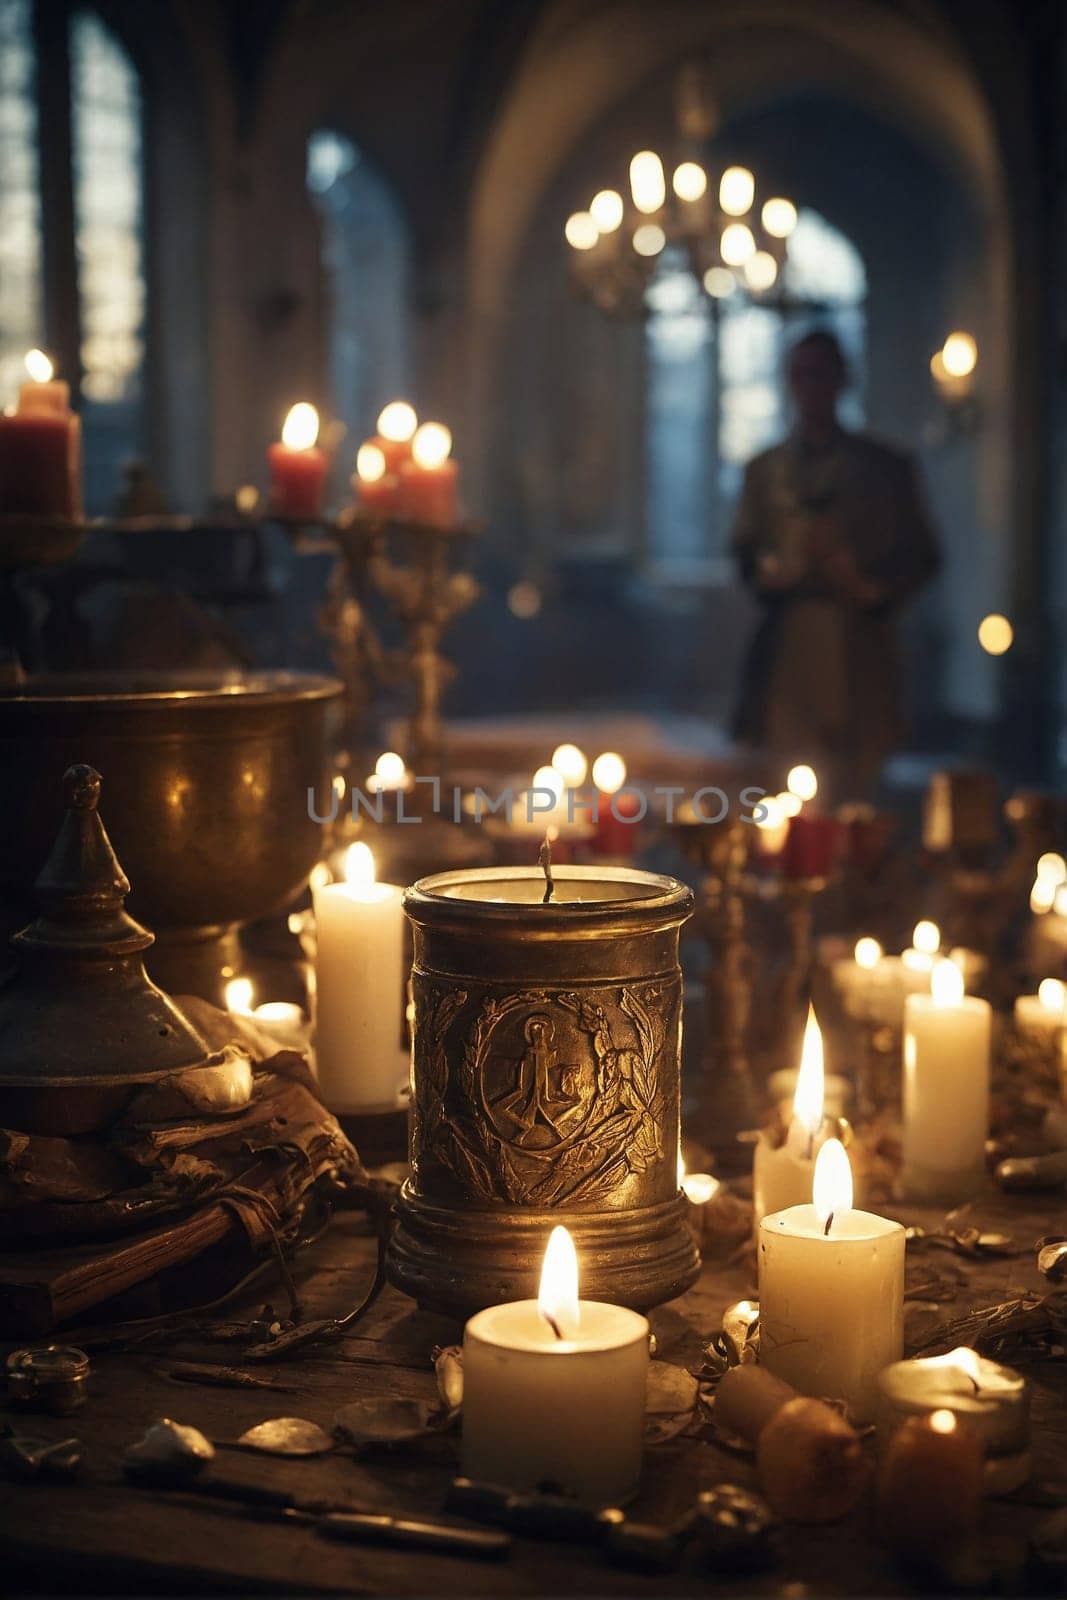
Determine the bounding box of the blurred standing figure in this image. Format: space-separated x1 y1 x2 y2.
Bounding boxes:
731 330 940 801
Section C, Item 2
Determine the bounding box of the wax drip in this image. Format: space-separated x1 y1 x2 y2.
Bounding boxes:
539 834 555 904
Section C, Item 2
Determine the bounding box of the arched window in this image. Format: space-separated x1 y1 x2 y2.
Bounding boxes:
307 130 410 438
645 209 867 573
0 3 147 512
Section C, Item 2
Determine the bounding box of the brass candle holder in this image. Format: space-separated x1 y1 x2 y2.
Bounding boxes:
388 865 700 1317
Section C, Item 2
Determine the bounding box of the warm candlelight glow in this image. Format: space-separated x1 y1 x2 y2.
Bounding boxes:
792 1005 825 1137
629 150 666 214
411 422 452 469
374 750 407 788
929 1408 958 1435
855 936 882 969
633 223 666 257
377 401 417 442
672 161 708 202
941 332 978 379
1037 852 1067 882
913 920 941 956
703 266 736 298
309 860 332 892
978 613 1013 655
538 1225 580 1337
25 348 54 383
761 197 798 237
356 441 387 483
744 251 778 292
532 763 564 799
678 1153 720 1205
225 976 254 1014
777 790 802 818
1038 977 1066 1014
565 210 598 251
931 957 965 1007
720 222 756 265
552 743 587 786
719 165 755 216
591 751 626 793
1056 886 1067 917
343 840 376 889
812 1137 852 1225
281 402 320 451
787 764 818 802
589 189 623 232
1031 876 1056 914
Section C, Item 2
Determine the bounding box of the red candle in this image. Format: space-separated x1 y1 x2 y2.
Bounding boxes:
353 440 400 516
0 350 82 517
398 422 458 528
268 402 327 518
783 813 842 880
374 400 418 474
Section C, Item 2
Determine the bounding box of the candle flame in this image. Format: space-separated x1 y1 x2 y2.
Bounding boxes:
225 976 254 1014
377 400 417 442
929 1409 958 1435
786 764 818 803
532 764 564 801
792 1005 825 1138
25 348 54 383
591 751 626 794
343 840 376 889
777 790 802 819
812 1137 852 1226
551 743 587 786
854 936 882 970
356 441 387 483
1036 852 1067 884
913 920 941 956
538 1225 580 1337
931 957 965 1007
411 421 452 470
1031 876 1057 914
1038 977 1066 1014
281 402 320 450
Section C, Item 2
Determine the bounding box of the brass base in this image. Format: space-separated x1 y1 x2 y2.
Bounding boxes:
387 1185 700 1320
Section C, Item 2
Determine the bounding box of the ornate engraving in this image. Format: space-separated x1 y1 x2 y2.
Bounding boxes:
411 978 675 1206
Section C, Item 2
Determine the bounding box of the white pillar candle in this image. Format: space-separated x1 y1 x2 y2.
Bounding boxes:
311 842 408 1112
903 959 991 1202
876 1347 1030 1493
1014 978 1065 1045
758 1139 904 1420
462 1226 649 1507
754 1007 829 1229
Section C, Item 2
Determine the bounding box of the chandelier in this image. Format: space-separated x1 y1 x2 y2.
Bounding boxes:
564 151 799 320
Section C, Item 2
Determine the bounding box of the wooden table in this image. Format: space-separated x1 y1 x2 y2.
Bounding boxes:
1 1192 1063 1596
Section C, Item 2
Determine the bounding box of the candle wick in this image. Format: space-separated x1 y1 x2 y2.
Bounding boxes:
807 1131 814 1161
823 1211 833 1237
543 1312 564 1340
539 835 555 905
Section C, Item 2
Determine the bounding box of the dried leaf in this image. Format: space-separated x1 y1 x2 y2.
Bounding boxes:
333 1398 439 1447
433 1344 464 1411
235 1417 333 1456
646 1362 699 1415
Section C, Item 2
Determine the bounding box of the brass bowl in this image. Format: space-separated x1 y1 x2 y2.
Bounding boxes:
0 672 342 995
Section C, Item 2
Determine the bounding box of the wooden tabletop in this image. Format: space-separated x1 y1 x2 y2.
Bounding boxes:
1 1190 1063 1597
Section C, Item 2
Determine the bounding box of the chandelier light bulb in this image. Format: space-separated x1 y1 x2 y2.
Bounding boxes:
744 250 778 291
703 266 736 299
761 197 798 238
720 222 756 266
589 189 624 232
719 165 755 216
633 223 666 258
672 161 708 202
629 150 666 214
565 211 599 251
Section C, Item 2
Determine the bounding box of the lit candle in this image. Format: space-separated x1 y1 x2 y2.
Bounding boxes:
398 421 458 527
372 400 418 473
903 958 991 1202
753 1006 830 1228
461 1225 649 1507
758 1139 905 1419
679 1153 720 1245
268 402 327 518
589 751 639 857
311 842 407 1112
0 349 82 517
876 1347 1030 1493
878 1411 983 1573
1014 977 1066 1045
353 440 400 516
224 976 308 1051
830 935 885 1021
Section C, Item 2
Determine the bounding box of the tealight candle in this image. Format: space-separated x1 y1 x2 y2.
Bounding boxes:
462 1225 649 1507
679 1154 720 1245
1014 977 1066 1045
225 978 308 1051
903 958 991 1202
758 1139 905 1420
268 402 327 518
311 842 407 1112
753 1007 831 1230
876 1347 1030 1493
